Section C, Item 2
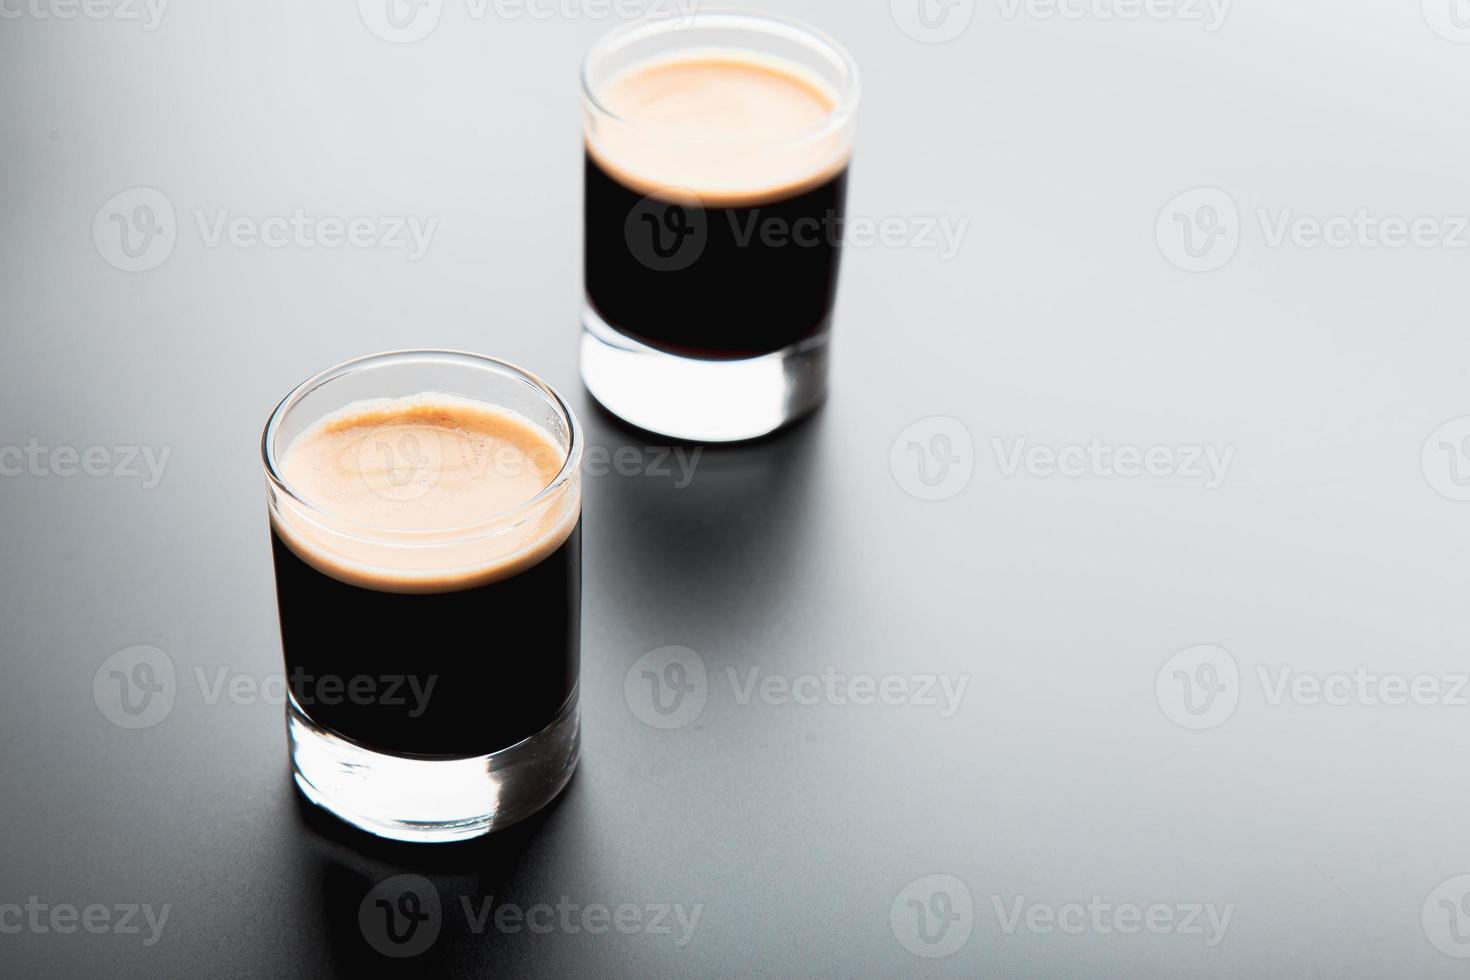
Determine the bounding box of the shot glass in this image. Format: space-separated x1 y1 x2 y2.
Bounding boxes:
581 10 860 442
262 350 582 842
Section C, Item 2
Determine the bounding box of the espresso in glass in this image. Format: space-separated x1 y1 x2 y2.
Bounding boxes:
262 351 582 843
581 12 859 442
585 56 849 359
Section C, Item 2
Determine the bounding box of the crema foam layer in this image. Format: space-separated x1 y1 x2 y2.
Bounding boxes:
271 393 577 593
586 50 852 207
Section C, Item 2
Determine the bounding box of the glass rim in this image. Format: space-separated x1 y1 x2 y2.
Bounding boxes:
261 349 583 545
580 8 861 149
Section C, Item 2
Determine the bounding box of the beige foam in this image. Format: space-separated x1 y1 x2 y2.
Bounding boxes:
271 393 579 593
586 50 853 207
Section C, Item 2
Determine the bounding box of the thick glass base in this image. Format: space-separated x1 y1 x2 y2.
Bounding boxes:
287 689 579 843
580 305 829 443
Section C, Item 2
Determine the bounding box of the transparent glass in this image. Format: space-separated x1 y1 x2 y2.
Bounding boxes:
581 10 860 442
261 350 583 842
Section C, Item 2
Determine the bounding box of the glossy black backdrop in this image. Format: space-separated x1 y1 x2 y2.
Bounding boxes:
6 2 1470 977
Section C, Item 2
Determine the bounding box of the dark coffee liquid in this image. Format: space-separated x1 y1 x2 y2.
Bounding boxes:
270 523 580 758
584 154 848 360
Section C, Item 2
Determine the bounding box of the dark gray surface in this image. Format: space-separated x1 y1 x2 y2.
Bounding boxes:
6 1 1470 976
